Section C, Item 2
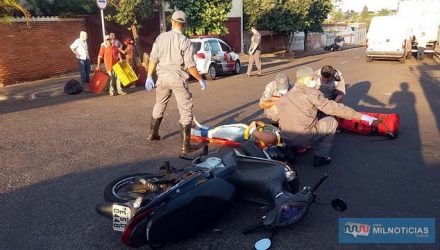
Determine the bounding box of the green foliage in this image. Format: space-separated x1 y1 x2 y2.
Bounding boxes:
360 5 369 21
243 0 275 30
0 0 30 23
168 0 233 36
377 8 395 16
327 4 396 29
244 0 310 33
330 8 344 23
244 0 312 52
305 0 332 32
106 0 157 27
32 0 98 16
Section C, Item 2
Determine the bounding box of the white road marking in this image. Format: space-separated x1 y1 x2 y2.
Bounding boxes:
340 60 347 64
354 56 360 59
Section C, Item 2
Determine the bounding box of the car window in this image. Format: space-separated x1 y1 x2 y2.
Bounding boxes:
220 41 231 52
191 42 201 52
208 40 221 54
204 42 210 51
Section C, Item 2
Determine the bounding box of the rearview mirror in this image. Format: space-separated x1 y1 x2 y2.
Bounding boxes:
255 238 271 250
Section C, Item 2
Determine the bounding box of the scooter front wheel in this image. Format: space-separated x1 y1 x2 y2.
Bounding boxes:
104 173 167 203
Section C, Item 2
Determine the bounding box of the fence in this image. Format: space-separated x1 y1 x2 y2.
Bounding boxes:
0 15 243 86
0 17 86 85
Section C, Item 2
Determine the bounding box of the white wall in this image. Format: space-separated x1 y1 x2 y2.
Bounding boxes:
228 0 243 18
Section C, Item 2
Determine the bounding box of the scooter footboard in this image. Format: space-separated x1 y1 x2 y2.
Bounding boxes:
146 178 235 245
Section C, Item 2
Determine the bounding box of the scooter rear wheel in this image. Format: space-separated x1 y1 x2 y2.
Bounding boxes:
104 173 167 203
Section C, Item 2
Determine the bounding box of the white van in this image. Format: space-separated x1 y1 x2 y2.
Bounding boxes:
366 16 412 63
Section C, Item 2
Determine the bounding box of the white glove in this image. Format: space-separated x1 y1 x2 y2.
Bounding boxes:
145 76 155 91
199 79 206 90
361 114 377 126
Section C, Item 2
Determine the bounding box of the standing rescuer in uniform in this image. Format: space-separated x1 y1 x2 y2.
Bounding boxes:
145 10 207 159
245 27 262 77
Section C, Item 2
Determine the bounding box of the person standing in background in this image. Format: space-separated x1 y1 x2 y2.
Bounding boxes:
417 32 427 61
121 37 137 88
245 27 262 77
70 31 90 86
96 35 127 96
109 32 123 49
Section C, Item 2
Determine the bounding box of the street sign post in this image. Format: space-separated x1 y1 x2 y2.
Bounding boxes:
96 0 108 42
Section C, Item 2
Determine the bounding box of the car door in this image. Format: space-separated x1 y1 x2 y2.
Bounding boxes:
208 40 224 73
219 41 235 72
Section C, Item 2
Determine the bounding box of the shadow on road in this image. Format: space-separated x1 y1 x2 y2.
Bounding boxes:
415 64 440 135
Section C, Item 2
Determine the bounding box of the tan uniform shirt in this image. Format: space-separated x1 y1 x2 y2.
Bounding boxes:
316 69 346 100
259 81 291 122
150 30 196 81
277 84 362 146
250 31 261 52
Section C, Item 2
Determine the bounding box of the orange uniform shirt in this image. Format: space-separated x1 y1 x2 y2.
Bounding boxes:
98 44 119 71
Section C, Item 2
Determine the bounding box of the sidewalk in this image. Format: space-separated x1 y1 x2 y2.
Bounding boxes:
0 46 361 102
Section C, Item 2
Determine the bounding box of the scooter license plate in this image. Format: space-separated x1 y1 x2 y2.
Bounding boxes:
112 204 131 232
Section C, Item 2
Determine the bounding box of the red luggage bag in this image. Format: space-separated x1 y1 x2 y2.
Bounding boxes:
89 70 109 94
336 112 400 139
136 66 147 86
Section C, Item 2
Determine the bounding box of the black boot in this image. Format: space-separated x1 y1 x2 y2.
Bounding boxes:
178 123 194 159
147 117 163 141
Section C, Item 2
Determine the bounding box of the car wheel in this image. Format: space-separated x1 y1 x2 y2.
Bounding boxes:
366 56 373 62
330 47 334 52
233 61 241 75
206 64 217 80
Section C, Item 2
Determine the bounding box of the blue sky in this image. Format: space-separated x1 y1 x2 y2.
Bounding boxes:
340 0 400 12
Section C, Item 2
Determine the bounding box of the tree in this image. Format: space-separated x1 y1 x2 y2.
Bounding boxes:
377 8 394 16
0 0 30 24
106 0 159 64
303 0 332 51
330 8 344 23
244 0 311 53
30 0 97 16
360 5 369 22
359 5 374 29
168 0 233 36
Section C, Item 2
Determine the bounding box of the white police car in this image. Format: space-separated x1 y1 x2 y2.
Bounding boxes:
190 37 241 80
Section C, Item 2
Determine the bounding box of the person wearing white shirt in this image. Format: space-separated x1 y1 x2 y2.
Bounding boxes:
417 32 428 61
70 31 90 85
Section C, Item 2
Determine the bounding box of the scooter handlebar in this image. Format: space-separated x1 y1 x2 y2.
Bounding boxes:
311 173 328 192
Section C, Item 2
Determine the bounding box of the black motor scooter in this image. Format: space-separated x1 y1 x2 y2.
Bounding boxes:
324 36 345 51
95 142 346 248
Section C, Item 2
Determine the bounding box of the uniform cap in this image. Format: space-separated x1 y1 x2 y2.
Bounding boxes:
172 10 186 23
296 66 316 79
275 73 289 92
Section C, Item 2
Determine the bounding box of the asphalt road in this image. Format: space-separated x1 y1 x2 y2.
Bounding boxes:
1 47 439 250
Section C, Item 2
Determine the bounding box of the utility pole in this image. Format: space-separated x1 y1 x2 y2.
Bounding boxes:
159 0 166 33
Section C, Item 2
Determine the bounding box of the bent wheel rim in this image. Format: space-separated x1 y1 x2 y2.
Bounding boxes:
112 176 160 201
